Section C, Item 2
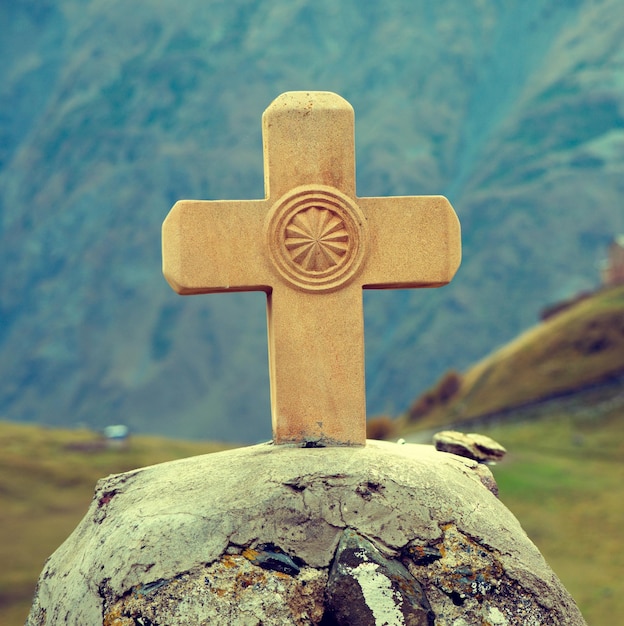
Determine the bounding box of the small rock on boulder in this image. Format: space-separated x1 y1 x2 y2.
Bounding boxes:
433 431 507 463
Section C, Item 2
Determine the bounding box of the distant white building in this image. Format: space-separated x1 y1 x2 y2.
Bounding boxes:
104 424 130 449
601 235 624 287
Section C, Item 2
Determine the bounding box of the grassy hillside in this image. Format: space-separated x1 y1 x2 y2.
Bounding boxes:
406 285 624 429
2 413 623 625
0 422 232 625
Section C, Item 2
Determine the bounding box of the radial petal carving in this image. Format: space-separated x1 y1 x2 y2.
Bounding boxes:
266 185 368 292
284 207 349 271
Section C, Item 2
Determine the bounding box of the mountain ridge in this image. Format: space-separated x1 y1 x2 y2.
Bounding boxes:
1 0 624 441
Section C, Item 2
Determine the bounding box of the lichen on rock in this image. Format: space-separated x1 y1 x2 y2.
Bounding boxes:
103 556 326 626
26 440 586 626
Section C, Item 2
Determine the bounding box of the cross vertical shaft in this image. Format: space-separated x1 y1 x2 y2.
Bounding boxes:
268 286 366 445
262 93 367 444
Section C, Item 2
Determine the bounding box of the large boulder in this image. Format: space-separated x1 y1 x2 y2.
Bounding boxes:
27 440 586 625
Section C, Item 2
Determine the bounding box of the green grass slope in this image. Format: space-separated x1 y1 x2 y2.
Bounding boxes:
406 285 624 429
0 423 231 625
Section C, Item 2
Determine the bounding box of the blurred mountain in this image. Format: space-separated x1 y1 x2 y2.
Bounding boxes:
1 0 624 442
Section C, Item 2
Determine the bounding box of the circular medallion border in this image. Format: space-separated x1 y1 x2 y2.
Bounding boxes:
265 185 368 292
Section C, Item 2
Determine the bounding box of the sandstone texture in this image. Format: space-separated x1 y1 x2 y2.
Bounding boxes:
162 91 461 446
27 440 586 625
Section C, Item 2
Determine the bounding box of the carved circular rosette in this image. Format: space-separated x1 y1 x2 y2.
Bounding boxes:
265 185 368 292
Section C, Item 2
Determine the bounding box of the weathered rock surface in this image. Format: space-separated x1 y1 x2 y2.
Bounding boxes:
27 440 586 625
102 556 326 626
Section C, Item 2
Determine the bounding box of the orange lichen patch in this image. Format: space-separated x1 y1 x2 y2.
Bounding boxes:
100 554 327 624
236 572 260 589
406 524 504 603
242 548 260 561
102 604 133 626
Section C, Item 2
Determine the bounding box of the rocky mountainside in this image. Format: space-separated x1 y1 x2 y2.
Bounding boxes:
1 0 624 442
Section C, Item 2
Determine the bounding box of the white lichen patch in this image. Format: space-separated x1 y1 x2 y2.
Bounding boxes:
347 560 405 626
487 606 509 625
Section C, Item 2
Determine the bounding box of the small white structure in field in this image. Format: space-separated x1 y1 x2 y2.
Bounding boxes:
103 424 129 449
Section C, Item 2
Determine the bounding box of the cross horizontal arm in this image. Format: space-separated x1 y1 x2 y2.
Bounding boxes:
162 199 271 294
359 195 461 289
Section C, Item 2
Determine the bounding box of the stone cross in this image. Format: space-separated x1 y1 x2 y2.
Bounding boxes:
162 91 461 446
